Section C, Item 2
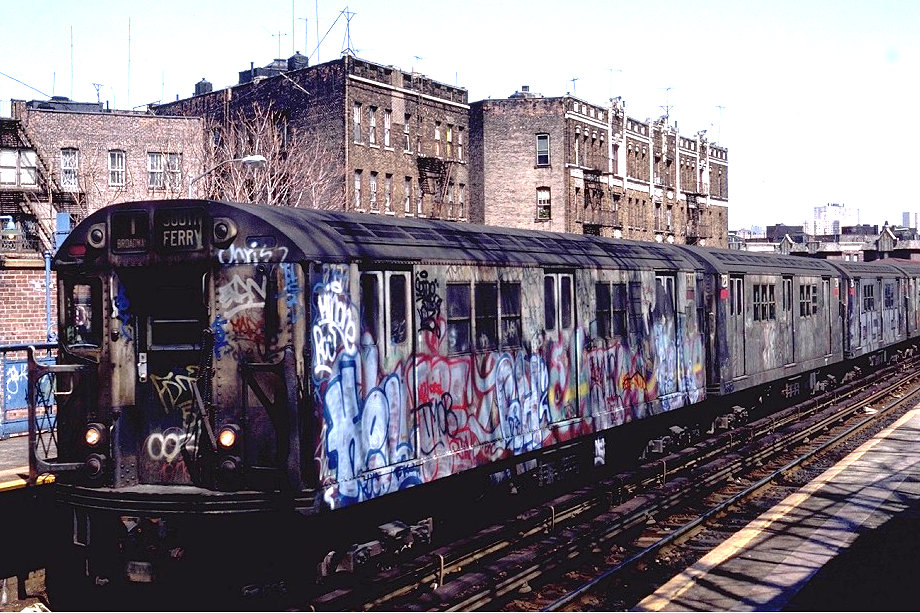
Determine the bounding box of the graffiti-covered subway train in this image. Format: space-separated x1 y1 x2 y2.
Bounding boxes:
39 198 920 600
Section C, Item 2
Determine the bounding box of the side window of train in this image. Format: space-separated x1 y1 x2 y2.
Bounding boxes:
359 271 410 349
653 274 676 320
782 277 793 313
446 283 471 355
63 278 103 348
884 281 895 309
360 272 382 344
500 281 522 348
863 282 875 311
729 276 743 317
475 282 498 351
543 273 574 332
752 283 776 321
386 272 409 346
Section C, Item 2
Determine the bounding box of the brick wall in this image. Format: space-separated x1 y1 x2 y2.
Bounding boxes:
17 106 204 216
0 257 55 345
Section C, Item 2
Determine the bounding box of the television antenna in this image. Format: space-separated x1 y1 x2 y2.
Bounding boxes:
569 77 580 97
715 104 726 142
660 86 673 121
92 83 103 104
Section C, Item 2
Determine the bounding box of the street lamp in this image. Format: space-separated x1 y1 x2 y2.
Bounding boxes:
187 154 267 198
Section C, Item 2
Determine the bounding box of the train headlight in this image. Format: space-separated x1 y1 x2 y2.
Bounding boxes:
85 423 105 447
217 425 239 449
86 223 107 249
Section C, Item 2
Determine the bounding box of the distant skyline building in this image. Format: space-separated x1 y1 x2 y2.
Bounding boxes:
808 202 859 236
903 211 917 229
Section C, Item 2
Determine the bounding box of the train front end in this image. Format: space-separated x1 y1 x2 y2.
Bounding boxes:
33 199 309 605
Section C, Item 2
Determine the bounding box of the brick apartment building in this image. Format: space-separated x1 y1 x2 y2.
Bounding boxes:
155 53 471 220
469 88 728 246
0 99 203 345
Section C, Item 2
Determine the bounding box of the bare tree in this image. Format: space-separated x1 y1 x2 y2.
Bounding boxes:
200 102 344 209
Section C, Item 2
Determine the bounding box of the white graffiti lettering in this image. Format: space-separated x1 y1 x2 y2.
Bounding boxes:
312 272 358 377
217 244 289 264
218 275 267 318
145 428 197 463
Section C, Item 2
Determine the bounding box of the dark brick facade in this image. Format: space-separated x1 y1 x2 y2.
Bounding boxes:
155 54 470 221
470 93 729 247
0 257 54 345
11 101 204 218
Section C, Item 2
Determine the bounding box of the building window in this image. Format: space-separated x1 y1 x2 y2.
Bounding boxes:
166 153 181 191
0 149 37 187
384 109 391 147
61 148 79 190
384 173 392 213
417 134 422 155
457 127 464 160
448 181 455 217
108 150 126 186
434 121 441 157
536 187 551 220
369 171 378 210
417 179 423 215
368 106 377 146
147 152 163 189
536 133 550 166
353 102 362 143
404 176 412 213
354 169 362 209
458 183 465 219
404 114 411 151
446 124 453 157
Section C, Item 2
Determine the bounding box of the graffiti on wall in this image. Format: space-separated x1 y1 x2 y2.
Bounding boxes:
149 365 200 427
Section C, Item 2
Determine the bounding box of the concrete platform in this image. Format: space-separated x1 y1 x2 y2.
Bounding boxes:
636 405 920 611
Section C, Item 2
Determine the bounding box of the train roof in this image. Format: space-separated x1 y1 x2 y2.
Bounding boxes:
57 199 704 271
56 199 920 277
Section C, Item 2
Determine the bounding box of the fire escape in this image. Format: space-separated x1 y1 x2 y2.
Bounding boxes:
579 168 618 231
685 192 711 245
0 119 84 254
416 156 458 219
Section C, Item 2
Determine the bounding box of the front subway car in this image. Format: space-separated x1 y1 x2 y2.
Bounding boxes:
43 199 310 605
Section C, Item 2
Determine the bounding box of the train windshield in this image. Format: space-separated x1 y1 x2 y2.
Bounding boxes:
63 278 103 348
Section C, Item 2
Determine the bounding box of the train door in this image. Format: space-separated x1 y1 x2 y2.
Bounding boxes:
823 278 832 354
652 273 678 397
781 276 794 364
121 265 210 486
543 272 578 421
728 275 745 377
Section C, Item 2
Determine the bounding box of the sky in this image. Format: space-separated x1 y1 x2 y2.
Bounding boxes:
2 0 918 231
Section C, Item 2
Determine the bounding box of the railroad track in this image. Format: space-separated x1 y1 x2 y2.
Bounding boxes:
306 354 920 611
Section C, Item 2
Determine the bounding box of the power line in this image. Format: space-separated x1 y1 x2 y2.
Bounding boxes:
0 70 50 98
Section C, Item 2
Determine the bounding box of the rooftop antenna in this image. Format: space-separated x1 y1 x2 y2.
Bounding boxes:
660 86 673 121
412 55 423 73
716 104 726 142
70 26 74 99
273 31 288 58
342 6 357 56
315 0 320 63
570 77 579 97
298 17 309 58
92 82 103 104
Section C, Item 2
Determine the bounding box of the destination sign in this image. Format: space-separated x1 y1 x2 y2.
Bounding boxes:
111 211 150 252
154 208 204 251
